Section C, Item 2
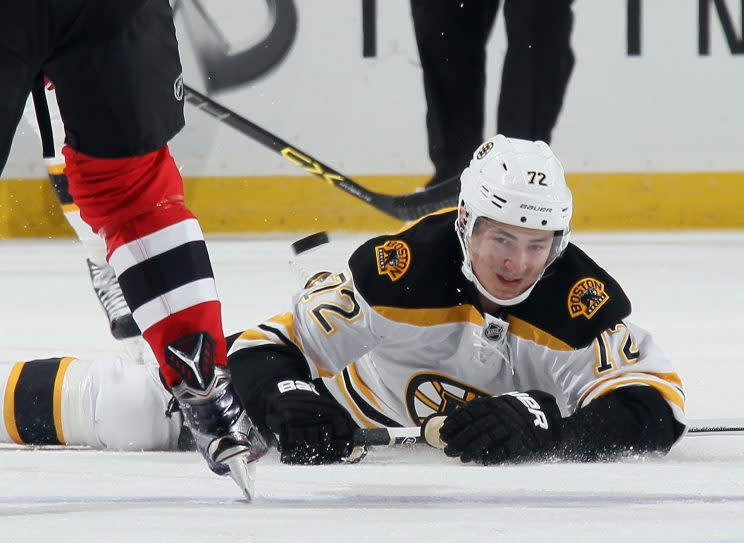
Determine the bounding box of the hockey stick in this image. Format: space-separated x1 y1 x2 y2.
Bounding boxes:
183 84 459 221
354 417 744 448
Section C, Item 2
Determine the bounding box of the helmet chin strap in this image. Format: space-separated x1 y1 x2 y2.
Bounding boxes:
461 260 542 307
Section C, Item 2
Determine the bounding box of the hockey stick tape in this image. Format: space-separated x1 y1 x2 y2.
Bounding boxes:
423 416 447 449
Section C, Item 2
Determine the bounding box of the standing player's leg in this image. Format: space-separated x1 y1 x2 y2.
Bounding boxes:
497 0 575 142
43 0 266 494
410 0 500 187
22 82 142 351
0 26 38 173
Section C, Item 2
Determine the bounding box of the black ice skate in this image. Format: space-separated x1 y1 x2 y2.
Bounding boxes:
166 332 268 500
86 258 140 340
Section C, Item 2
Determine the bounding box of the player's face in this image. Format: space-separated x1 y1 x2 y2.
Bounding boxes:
469 218 554 300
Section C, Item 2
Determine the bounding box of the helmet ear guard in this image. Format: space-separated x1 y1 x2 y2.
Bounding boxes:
456 136 573 307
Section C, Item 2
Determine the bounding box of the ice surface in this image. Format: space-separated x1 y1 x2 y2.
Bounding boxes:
1 233 743 542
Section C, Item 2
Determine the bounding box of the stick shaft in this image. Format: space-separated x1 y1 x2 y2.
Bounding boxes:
354 418 744 447
182 84 458 220
686 418 744 436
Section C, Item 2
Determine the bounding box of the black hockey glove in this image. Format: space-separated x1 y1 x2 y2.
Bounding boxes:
439 390 562 465
264 380 357 465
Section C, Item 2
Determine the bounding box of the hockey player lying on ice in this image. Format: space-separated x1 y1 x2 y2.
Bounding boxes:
1 136 686 465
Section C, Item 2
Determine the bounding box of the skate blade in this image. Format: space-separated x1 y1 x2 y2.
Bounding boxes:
216 442 267 501
226 455 258 501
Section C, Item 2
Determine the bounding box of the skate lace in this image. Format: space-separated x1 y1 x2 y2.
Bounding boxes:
88 261 131 320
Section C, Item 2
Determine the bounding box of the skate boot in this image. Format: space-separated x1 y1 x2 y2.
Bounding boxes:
86 258 140 340
166 332 268 500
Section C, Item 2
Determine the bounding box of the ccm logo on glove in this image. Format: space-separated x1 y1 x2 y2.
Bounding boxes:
504 392 549 429
277 380 319 395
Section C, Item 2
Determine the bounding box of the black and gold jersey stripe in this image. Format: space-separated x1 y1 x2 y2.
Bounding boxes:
340 366 401 428
320 366 402 429
3 357 74 445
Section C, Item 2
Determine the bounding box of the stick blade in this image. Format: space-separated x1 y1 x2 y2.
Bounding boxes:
386 177 460 221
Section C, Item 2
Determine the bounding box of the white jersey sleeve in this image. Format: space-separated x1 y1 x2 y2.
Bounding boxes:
229 269 386 379
557 320 685 424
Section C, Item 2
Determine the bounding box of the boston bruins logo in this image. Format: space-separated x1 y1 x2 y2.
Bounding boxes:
568 277 610 319
375 239 411 282
405 372 489 425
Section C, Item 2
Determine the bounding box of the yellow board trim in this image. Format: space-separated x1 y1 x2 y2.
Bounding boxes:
60 203 79 213
372 304 484 328
3 362 26 445
507 315 573 351
47 164 65 175
2 172 744 238
52 357 75 444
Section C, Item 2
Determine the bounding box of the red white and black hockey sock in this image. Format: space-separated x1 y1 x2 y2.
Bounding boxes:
63 144 226 386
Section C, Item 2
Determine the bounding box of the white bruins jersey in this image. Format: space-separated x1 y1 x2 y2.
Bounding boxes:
230 210 686 437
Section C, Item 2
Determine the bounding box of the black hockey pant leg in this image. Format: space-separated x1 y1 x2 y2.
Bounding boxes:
411 0 499 180
497 0 575 143
0 48 36 175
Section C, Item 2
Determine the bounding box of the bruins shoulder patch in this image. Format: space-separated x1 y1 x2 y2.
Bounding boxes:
568 277 610 319
375 239 411 282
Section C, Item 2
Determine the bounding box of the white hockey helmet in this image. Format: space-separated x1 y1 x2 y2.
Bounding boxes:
456 135 573 306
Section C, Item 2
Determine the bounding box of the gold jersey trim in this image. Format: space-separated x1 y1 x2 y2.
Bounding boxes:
3 362 25 445
579 371 684 407
507 315 573 351
394 207 457 235
372 304 484 328
348 362 381 410
52 357 75 444
237 328 271 342
590 378 685 412
268 312 301 347
334 373 375 428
